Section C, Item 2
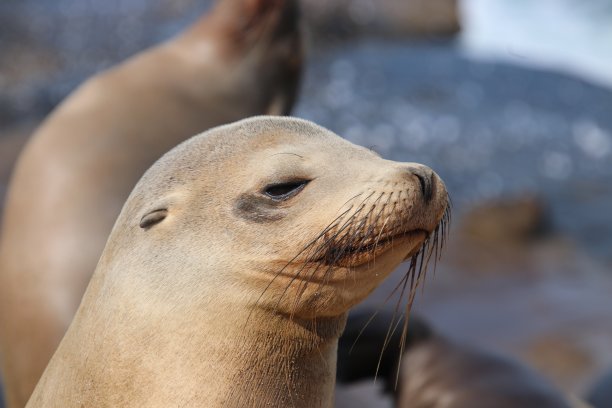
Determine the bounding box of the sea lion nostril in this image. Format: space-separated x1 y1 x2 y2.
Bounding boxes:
407 167 434 203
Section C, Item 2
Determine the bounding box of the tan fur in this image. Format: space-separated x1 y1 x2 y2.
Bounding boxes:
26 117 448 407
0 1 301 406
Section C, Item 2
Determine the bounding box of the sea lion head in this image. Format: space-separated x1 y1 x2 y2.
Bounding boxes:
100 116 449 320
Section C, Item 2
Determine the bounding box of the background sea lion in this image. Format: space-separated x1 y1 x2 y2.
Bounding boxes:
26 116 448 407
0 1 301 406
337 310 580 408
396 327 576 408
336 309 432 394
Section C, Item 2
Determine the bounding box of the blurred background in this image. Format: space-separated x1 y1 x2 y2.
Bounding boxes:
1 0 611 406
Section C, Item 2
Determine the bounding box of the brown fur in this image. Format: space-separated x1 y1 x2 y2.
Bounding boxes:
0 1 301 406
26 117 448 407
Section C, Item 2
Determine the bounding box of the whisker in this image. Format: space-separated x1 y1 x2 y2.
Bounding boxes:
297 193 386 311
282 191 379 318
245 205 356 326
375 257 415 382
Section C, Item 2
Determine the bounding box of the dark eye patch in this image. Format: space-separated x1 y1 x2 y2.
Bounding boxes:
234 179 310 223
234 194 287 223
140 209 168 229
263 180 309 201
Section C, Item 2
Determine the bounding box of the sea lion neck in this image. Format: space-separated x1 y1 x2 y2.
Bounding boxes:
27 268 344 408
225 310 346 407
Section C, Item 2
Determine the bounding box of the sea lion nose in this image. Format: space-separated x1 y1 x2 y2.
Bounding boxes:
406 166 434 203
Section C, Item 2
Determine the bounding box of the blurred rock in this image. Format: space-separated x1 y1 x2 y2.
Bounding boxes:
418 224 612 395
524 335 594 392
459 195 553 246
436 195 568 277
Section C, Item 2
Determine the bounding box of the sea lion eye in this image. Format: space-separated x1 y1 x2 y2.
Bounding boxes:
263 180 309 201
140 209 168 229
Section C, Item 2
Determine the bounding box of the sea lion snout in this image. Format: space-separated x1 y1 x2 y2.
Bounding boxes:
404 165 435 203
384 162 448 235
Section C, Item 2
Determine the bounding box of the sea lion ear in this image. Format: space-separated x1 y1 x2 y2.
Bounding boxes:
139 209 168 229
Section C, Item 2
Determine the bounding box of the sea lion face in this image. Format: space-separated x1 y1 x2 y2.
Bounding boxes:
119 117 448 319
226 138 448 318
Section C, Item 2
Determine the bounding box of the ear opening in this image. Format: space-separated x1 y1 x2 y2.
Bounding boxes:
139 209 168 229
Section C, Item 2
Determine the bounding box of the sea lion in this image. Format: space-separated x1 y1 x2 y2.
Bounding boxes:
337 310 580 408
25 116 449 407
0 1 301 406
396 328 577 408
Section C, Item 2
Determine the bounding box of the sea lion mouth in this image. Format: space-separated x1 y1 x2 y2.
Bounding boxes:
327 229 429 268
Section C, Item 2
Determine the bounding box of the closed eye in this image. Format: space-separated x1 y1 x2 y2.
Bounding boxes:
263 180 310 201
139 208 168 229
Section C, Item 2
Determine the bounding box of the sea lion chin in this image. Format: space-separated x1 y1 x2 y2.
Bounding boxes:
26 116 449 408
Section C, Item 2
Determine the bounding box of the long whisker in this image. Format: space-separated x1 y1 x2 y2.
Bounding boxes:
391 198 452 388
374 256 415 382
347 193 453 380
